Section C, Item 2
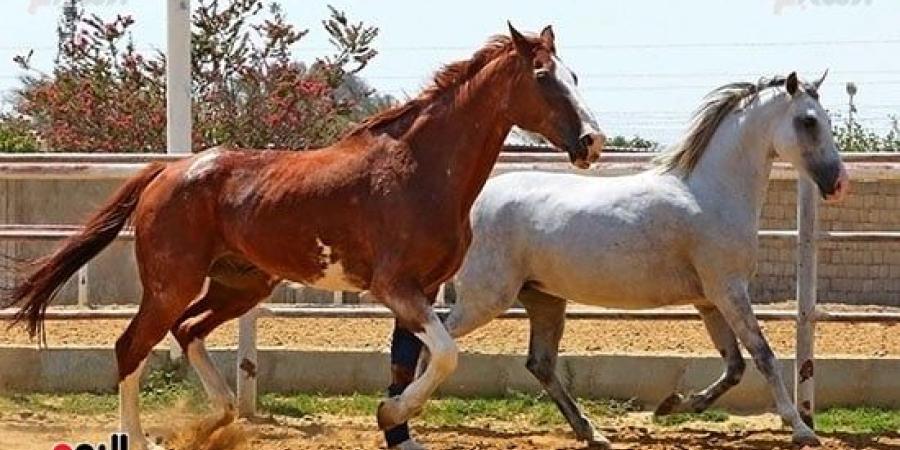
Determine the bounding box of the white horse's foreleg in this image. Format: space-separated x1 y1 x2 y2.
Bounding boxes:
655 306 746 416
119 359 162 450
709 278 819 446
378 308 458 429
519 289 610 449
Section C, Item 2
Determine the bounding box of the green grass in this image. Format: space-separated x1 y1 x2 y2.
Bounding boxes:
259 391 639 427
817 407 900 434
0 369 898 435
652 409 730 427
0 364 205 416
260 392 380 418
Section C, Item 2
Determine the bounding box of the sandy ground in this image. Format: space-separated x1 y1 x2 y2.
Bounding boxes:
4 304 898 448
2 314 899 357
1 407 897 450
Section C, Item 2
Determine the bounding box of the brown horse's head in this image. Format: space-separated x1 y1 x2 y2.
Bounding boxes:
506 23 606 169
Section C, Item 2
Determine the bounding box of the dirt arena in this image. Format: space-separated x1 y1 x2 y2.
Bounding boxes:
3 307 900 356
3 304 899 449
2 406 898 450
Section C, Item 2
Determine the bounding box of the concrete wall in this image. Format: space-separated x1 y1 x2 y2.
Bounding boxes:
2 345 899 411
1 161 898 305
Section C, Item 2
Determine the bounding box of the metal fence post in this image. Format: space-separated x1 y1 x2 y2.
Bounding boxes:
796 177 818 428
166 0 192 154
76 265 89 308
237 308 259 418
435 283 447 306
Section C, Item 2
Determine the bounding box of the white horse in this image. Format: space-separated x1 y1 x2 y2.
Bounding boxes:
441 72 848 448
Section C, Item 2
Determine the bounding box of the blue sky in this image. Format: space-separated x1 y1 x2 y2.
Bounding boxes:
2 0 899 143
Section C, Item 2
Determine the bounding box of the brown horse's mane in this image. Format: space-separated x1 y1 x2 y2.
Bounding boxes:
349 35 516 136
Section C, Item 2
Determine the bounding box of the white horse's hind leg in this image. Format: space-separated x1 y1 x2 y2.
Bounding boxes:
707 278 819 446
655 306 746 416
519 289 610 449
119 359 162 450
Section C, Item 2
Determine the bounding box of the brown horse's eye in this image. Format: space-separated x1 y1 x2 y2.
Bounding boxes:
535 68 550 80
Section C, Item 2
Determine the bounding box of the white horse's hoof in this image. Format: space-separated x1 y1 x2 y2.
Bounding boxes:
391 438 428 450
585 435 612 449
792 425 821 447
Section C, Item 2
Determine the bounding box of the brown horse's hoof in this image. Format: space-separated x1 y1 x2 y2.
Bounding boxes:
377 396 405 430
653 392 685 417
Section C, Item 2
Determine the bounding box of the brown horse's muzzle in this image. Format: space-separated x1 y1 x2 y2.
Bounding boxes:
570 132 606 169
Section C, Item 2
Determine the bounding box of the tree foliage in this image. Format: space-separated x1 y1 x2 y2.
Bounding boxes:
10 0 384 152
832 114 899 152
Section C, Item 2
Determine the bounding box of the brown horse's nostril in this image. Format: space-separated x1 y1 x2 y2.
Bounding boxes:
580 135 594 149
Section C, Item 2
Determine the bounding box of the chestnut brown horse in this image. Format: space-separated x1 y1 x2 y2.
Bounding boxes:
3 24 604 450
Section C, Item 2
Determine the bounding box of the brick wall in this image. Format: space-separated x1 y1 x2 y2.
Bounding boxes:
753 178 900 304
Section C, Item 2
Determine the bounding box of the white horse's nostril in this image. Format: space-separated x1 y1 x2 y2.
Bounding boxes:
825 166 850 203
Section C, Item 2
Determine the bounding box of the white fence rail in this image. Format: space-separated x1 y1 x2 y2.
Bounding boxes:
1 153 899 426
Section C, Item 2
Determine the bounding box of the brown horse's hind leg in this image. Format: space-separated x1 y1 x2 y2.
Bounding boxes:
116 235 216 450
518 288 610 449
116 275 208 450
171 273 275 423
655 306 745 416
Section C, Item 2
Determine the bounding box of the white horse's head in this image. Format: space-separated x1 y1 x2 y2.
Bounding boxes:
771 71 849 203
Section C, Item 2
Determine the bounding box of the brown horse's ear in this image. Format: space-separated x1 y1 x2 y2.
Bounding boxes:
508 21 534 59
540 25 556 50
786 71 799 96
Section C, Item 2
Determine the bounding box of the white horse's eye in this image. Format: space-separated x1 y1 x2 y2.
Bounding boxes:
799 116 818 129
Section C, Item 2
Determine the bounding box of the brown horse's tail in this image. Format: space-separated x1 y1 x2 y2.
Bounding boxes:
2 162 167 339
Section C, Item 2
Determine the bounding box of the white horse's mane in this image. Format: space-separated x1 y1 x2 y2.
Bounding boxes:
656 76 795 175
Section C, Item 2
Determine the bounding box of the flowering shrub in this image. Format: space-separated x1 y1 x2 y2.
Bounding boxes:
0 114 39 152
11 0 382 152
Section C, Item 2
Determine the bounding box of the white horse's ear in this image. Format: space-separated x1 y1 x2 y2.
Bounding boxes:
813 69 829 90
786 72 799 96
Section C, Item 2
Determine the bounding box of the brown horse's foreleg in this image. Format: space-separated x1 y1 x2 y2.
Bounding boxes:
519 288 610 449
171 275 275 423
375 282 458 430
655 306 745 416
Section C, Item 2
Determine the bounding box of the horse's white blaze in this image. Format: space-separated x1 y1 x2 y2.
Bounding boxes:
308 238 361 292
187 339 235 410
185 149 220 181
552 55 600 136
